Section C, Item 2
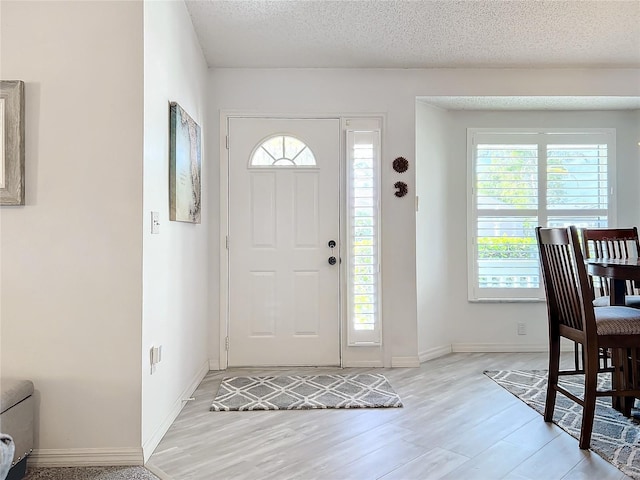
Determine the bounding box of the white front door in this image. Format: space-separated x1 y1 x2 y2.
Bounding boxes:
227 117 341 366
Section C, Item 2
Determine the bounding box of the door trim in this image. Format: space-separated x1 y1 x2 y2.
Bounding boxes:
219 112 346 369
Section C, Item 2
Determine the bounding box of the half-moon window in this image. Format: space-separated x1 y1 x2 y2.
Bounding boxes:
250 135 316 167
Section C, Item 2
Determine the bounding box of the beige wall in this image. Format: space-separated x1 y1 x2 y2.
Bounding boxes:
1 0 144 461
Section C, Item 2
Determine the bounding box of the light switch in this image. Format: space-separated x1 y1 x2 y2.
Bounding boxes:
150 345 162 367
151 211 160 234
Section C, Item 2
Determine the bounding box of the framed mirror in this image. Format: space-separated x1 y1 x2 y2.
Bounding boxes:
1 80 25 206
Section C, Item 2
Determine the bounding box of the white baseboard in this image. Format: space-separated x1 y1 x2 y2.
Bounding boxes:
391 356 420 368
342 360 384 368
30 448 143 467
418 345 452 363
451 343 550 353
209 358 221 371
142 359 209 462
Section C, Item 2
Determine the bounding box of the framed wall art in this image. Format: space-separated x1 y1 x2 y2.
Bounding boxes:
169 102 201 223
1 80 25 206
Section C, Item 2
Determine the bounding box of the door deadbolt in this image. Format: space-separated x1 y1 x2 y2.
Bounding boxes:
328 240 336 248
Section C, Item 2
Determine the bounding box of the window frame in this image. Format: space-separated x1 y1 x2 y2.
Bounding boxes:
467 127 617 302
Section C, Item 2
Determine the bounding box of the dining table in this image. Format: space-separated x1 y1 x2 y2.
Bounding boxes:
586 257 640 306
586 257 640 414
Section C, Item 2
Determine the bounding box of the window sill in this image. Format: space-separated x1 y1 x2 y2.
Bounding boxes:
468 298 546 303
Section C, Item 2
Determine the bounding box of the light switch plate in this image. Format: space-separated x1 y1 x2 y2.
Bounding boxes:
151 211 160 234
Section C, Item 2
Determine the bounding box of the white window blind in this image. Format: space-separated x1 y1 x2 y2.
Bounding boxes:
468 129 615 301
346 128 381 345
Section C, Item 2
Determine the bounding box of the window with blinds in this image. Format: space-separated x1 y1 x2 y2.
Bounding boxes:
346 127 381 345
468 129 615 301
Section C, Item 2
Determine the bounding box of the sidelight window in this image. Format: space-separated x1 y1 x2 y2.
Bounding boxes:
346 123 381 345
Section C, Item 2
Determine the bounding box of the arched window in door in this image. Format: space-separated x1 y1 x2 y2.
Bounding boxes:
250 135 316 167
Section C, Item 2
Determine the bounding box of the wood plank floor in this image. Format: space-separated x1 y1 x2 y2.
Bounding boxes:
147 352 630 480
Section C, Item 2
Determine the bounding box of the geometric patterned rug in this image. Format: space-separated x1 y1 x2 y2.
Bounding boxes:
210 373 403 411
485 369 640 480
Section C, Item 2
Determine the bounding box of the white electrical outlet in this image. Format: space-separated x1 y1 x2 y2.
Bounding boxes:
517 322 527 335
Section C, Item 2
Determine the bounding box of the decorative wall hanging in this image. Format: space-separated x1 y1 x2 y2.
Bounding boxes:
394 181 408 198
392 156 408 173
0 80 25 206
169 102 202 223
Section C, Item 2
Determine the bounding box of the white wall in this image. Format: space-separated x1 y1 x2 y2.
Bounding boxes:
0 0 144 463
208 68 640 366
416 102 452 360
142 0 209 460
209 69 421 368
442 109 640 350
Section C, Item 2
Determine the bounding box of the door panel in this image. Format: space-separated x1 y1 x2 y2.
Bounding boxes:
228 117 341 366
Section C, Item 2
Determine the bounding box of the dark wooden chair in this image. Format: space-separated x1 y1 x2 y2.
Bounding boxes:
536 226 640 449
581 227 640 308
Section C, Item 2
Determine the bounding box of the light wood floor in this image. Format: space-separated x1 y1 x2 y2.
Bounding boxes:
147 352 630 480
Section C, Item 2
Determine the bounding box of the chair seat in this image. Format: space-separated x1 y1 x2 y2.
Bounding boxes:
595 306 640 335
593 295 640 308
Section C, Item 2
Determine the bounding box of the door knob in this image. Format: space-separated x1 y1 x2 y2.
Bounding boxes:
328 256 337 265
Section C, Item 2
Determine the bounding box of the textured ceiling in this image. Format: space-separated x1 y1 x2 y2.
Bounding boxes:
185 0 640 69
418 96 640 110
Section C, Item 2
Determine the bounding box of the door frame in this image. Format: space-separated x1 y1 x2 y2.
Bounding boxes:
218 112 348 370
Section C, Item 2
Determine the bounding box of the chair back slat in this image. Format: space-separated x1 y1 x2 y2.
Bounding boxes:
537 226 596 335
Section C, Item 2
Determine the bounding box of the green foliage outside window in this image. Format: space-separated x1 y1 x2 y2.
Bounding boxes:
477 156 571 208
477 236 537 259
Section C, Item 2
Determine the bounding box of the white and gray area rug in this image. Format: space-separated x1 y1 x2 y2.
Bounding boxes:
210 373 403 411
485 369 640 479
24 466 160 480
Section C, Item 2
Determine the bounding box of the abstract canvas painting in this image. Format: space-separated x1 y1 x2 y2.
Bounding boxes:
169 102 201 223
